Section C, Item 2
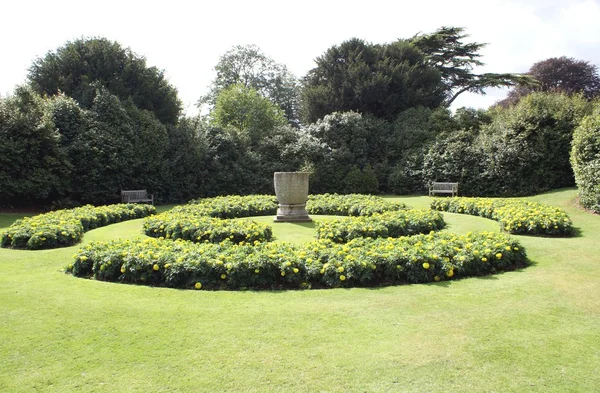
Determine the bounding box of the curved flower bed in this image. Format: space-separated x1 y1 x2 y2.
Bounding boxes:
1 204 156 250
144 194 411 245
431 197 573 236
316 210 445 243
67 231 527 290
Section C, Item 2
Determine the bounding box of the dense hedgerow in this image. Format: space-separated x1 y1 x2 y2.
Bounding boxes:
67 231 527 290
316 209 445 243
0 204 156 250
306 194 407 216
431 197 573 236
570 113 600 213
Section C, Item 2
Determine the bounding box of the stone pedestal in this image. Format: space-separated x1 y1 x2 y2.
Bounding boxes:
273 172 312 222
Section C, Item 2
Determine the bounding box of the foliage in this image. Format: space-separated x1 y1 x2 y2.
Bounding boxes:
67 231 527 290
570 111 600 212
500 56 600 106
209 84 287 143
306 194 407 216
410 26 535 107
0 86 72 206
315 209 445 243
301 38 445 123
200 44 300 125
430 197 573 236
28 37 182 124
0 203 155 250
187 195 278 217
305 111 392 193
424 93 590 196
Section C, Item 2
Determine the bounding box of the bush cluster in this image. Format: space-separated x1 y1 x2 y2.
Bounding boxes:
67 231 527 290
431 197 573 236
0 204 156 250
570 112 600 213
316 210 445 243
306 194 407 216
144 215 272 245
187 195 278 218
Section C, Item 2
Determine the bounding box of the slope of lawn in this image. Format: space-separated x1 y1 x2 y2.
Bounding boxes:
1 189 599 392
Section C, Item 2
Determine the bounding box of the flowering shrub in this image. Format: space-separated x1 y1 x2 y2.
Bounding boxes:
188 195 278 218
0 204 156 250
307 194 407 216
316 209 445 242
430 197 573 236
144 214 273 244
66 231 527 290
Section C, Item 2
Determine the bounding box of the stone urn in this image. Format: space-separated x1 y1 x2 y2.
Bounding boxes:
273 172 312 222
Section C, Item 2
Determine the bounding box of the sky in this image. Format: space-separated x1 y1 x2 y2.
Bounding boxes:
2 0 599 116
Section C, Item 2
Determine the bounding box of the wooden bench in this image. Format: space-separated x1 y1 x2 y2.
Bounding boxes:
429 182 459 197
121 190 154 205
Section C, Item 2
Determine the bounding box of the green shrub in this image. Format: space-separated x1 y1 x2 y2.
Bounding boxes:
316 209 445 243
306 194 407 216
570 113 600 213
431 197 573 236
0 204 156 250
67 231 527 290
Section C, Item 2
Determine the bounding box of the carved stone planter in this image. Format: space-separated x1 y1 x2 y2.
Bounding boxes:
273 172 312 222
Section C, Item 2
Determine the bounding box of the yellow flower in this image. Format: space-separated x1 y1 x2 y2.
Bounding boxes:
164 263 171 269
80 256 88 261
513 247 519 251
293 268 299 273
221 274 227 279
434 276 440 282
194 282 202 289
120 266 126 273
482 257 488 262
339 275 346 281
446 270 454 277
255 268 260 274
337 266 344 273
281 272 286 277
496 253 502 259
422 262 430 269
153 264 159 271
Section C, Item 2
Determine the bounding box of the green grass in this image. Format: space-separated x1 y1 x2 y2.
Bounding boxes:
1 190 599 392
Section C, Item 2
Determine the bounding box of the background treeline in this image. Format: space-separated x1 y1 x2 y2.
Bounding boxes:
1 30 600 210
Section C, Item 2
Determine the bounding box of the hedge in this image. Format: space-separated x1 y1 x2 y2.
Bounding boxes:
571 113 600 213
430 197 573 236
1 204 156 250
67 231 527 290
316 209 445 243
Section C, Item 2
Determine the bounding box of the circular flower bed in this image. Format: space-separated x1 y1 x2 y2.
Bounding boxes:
65 194 530 290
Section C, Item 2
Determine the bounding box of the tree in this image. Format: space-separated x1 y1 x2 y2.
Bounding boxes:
0 86 71 206
499 56 600 106
28 37 182 124
301 38 445 123
410 26 535 107
209 84 287 143
200 45 300 126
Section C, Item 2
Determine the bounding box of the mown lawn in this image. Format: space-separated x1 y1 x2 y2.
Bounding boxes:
1 189 599 392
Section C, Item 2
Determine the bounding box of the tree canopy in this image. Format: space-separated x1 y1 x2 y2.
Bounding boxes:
499 56 600 106
28 37 182 124
409 26 535 107
200 45 300 126
301 38 445 123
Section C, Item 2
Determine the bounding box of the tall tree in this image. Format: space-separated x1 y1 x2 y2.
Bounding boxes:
28 37 182 124
200 45 300 126
301 38 445 123
499 56 600 106
410 26 534 107
209 84 287 143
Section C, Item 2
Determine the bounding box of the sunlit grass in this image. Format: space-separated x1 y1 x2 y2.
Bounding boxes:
1 189 599 392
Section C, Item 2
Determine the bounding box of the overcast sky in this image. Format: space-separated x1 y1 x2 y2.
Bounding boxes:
2 0 599 115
